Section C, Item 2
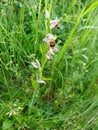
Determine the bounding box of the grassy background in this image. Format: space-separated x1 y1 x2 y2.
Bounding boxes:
0 0 98 129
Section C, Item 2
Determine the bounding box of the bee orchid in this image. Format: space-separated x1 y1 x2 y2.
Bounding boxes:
46 47 58 60
50 18 60 29
43 33 57 46
46 48 54 60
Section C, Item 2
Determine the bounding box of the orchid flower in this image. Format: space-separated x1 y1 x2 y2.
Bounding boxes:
43 33 57 45
46 47 58 60
31 59 41 68
50 18 60 29
46 53 52 60
46 48 54 59
36 76 46 84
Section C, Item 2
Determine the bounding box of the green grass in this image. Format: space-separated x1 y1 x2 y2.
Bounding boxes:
0 0 98 129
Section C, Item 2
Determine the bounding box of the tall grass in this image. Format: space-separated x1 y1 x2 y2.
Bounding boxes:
0 0 98 129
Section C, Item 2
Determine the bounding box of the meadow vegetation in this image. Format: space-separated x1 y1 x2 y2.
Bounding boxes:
0 0 98 129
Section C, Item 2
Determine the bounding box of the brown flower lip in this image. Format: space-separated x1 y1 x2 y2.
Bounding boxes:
50 41 55 47
56 24 60 29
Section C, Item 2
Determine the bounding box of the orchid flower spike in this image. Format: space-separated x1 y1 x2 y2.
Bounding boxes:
31 59 41 68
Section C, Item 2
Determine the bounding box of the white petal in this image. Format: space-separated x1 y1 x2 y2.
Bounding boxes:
37 79 46 84
31 59 40 68
50 19 59 29
47 33 53 39
50 21 57 28
46 50 53 59
45 9 50 18
47 33 57 40
31 62 39 68
50 23 56 29
49 48 54 55
46 54 52 60
35 59 40 66
43 38 50 44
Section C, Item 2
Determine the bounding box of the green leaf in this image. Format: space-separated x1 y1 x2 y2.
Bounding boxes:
3 119 13 130
31 77 38 90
